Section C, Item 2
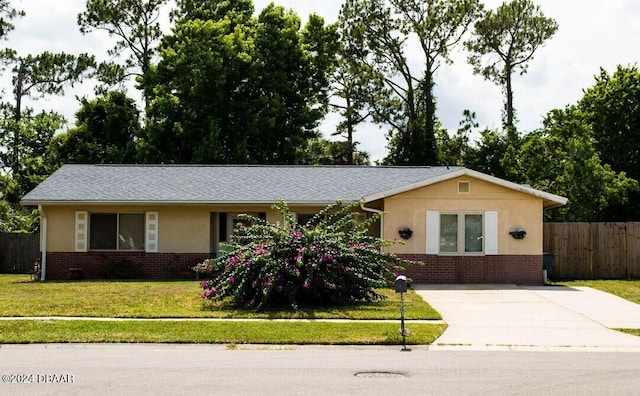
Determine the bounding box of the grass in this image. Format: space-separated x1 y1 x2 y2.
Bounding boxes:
556 279 640 305
0 274 445 344
0 320 446 345
0 275 440 319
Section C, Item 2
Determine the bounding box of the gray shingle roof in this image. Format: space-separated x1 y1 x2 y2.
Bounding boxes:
21 164 465 205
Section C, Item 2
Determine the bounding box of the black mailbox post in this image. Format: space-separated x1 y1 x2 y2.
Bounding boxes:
394 275 410 351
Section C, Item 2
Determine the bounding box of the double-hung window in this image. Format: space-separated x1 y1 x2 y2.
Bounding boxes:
90 213 145 250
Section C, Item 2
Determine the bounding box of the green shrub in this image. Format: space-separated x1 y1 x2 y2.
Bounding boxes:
101 259 142 279
194 201 419 311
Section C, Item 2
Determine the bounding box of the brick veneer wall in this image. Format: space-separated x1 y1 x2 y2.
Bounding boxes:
398 254 543 285
44 252 212 280
43 251 542 284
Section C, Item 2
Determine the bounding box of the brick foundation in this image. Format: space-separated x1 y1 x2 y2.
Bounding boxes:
42 251 543 285
43 252 212 280
398 254 543 285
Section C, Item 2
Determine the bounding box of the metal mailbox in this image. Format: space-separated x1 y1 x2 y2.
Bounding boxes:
394 275 408 293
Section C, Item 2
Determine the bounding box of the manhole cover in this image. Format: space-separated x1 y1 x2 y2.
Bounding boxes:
354 371 406 378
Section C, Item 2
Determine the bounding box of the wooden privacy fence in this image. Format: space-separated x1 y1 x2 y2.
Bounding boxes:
0 232 40 274
543 222 640 280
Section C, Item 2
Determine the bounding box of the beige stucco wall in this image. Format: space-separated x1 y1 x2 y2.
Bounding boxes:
41 203 329 253
383 176 543 255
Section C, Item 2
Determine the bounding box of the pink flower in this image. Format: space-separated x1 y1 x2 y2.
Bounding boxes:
202 288 217 298
228 276 235 284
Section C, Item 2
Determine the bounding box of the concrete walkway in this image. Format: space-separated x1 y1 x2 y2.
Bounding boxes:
414 284 640 351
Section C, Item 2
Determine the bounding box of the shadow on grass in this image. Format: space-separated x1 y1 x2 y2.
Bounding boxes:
198 295 412 320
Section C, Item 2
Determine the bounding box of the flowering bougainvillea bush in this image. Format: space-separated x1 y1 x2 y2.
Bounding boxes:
194 200 419 311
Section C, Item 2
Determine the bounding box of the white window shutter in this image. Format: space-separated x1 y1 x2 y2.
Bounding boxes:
426 211 439 254
145 211 158 253
74 211 88 252
484 211 498 255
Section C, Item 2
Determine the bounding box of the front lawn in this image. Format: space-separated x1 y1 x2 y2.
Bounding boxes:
0 274 440 319
0 320 445 345
0 274 444 345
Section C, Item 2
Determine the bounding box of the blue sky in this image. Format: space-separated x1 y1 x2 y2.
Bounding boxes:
5 0 640 161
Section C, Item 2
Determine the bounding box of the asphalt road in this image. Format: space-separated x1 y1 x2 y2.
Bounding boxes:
2 344 640 395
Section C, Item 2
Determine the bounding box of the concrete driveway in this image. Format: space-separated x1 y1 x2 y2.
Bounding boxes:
414 284 640 351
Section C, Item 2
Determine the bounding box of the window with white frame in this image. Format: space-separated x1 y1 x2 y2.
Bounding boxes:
427 211 498 255
439 213 483 253
89 213 145 250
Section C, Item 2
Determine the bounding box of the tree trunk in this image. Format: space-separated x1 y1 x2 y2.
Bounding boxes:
12 62 25 176
346 96 354 165
421 72 438 165
505 63 515 139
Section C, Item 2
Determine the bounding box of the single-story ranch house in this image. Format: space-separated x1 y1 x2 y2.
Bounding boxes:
21 164 567 284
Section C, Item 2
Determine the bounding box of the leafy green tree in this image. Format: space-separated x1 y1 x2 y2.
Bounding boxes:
517 106 638 221
579 65 640 181
141 1 255 163
303 138 370 165
0 51 95 177
244 5 335 163
437 110 477 167
578 65 640 220
340 0 483 165
171 0 254 23
142 1 336 164
194 200 412 311
0 0 23 41
460 128 510 178
465 0 558 135
0 111 65 204
0 198 38 232
78 0 167 105
329 14 377 165
48 91 140 166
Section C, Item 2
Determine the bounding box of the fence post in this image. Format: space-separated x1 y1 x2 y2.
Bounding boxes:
625 223 629 280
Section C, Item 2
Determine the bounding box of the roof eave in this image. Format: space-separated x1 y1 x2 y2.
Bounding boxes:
22 199 356 207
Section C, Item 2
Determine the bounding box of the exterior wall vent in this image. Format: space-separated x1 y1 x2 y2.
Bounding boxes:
458 181 470 194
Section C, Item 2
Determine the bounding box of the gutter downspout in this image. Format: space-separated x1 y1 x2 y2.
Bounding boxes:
39 206 47 281
360 202 384 240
